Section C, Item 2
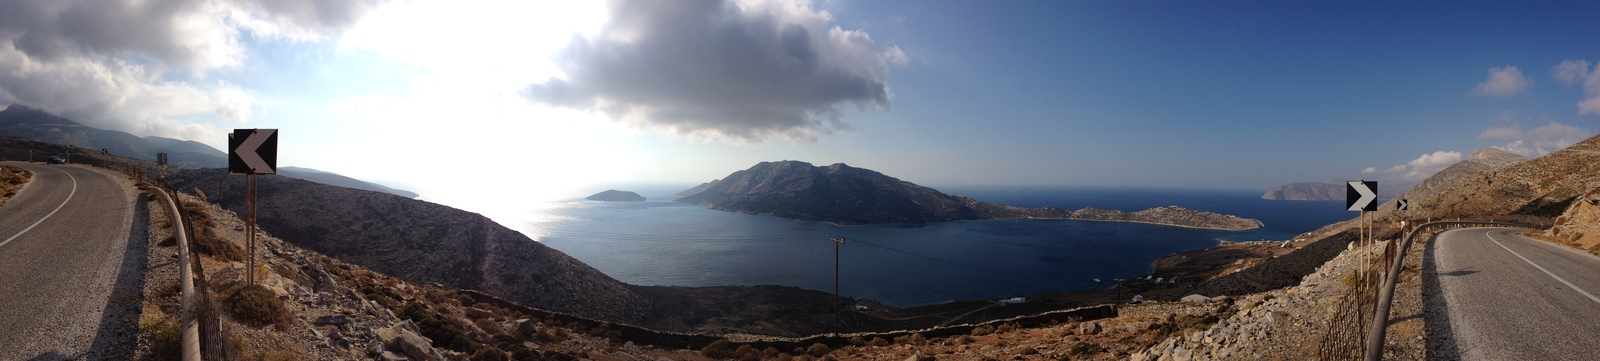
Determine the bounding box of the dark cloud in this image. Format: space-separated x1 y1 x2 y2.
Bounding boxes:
524 0 907 142
0 0 382 142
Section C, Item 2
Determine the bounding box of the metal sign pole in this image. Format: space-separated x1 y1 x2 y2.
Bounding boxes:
248 174 256 286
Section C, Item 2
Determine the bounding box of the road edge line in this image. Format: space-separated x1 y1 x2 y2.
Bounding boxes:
0 166 78 249
1487 232 1600 305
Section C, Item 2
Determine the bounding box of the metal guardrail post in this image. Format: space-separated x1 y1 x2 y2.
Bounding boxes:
146 187 202 361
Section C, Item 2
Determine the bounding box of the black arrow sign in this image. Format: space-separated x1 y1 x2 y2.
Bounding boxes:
1397 199 1409 211
228 129 278 175
1346 180 1377 212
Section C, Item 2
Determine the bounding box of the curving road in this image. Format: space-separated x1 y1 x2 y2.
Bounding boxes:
1430 227 1600 361
0 162 143 360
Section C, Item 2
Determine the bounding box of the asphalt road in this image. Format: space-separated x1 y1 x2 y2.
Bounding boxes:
1431 227 1600 361
0 162 143 360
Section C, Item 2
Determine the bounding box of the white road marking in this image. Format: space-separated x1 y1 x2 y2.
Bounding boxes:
1487 232 1600 306
0 167 77 249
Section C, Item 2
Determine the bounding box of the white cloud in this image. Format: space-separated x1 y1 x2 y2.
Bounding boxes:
1363 151 1463 182
1480 121 1595 157
1554 60 1591 86
1470 66 1532 97
0 0 384 145
523 0 908 143
1406 150 1462 169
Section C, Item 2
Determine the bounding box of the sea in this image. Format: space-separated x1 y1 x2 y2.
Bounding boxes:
520 185 1353 307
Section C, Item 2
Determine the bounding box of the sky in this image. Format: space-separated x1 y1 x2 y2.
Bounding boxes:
2 0 1599 219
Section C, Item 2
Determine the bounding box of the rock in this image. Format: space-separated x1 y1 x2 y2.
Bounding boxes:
315 315 350 326
465 307 495 319
378 351 408 361
1265 311 1288 324
514 319 536 338
392 329 445 361
1180 294 1212 303
1210 295 1230 302
1079 321 1102 334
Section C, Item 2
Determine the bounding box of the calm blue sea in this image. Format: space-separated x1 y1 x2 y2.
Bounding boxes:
525 185 1352 306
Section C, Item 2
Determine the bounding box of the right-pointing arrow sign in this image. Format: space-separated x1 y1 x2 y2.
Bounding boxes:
1397 199 1409 211
229 129 278 175
1347 181 1377 211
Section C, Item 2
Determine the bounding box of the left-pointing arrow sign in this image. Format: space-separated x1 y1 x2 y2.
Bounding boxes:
229 129 277 175
1346 180 1376 211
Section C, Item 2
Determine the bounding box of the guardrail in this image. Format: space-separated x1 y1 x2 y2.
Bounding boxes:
145 186 202 361
1363 220 1538 361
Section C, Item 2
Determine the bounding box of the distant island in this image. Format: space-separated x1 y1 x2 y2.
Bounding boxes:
585 189 645 202
676 161 1263 230
1262 181 1414 201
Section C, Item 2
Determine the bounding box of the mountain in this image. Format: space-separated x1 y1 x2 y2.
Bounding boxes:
1262 181 1413 201
167 169 652 324
675 180 718 197
0 104 417 198
676 161 983 225
678 161 1263 230
585 189 645 202
1261 182 1344 200
1393 147 1528 205
1410 136 1600 221
278 166 419 199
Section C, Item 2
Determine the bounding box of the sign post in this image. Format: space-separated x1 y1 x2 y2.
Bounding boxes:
229 129 277 286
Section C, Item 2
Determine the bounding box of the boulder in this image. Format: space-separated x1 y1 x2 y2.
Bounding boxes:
1179 294 1212 303
1079 321 1102 335
393 329 445 361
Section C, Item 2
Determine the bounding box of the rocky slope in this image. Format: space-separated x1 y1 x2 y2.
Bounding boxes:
584 189 645 202
680 161 1262 230
1394 147 1528 207
1533 186 1600 255
166 169 653 325
1410 135 1600 222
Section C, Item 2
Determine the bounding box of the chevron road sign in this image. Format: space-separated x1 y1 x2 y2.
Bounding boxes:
1397 199 1409 211
1347 181 1377 211
228 129 278 175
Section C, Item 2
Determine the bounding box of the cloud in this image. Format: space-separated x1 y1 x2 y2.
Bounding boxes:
1551 59 1600 115
1364 151 1462 182
1480 121 1595 157
1470 66 1531 97
522 0 908 142
0 0 383 143
1553 60 1591 86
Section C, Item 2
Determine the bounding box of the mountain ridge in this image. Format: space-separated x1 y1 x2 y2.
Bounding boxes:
678 161 1264 230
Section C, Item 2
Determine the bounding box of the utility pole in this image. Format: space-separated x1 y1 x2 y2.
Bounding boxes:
830 235 845 333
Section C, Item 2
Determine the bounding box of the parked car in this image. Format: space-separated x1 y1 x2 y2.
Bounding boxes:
46 156 65 164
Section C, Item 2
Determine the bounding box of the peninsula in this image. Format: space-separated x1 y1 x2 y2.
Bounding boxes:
676 161 1263 230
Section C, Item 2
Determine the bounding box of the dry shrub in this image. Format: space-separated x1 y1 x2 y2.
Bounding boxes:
868 337 890 347
469 348 509 361
699 339 734 358
733 345 761 361
805 343 831 357
143 317 182 360
179 199 245 261
970 324 996 336
224 284 290 329
893 333 926 345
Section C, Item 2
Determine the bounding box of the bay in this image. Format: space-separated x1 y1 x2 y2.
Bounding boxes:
527 185 1351 306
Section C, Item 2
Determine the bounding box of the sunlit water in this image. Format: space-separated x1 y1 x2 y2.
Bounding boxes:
514 185 1351 306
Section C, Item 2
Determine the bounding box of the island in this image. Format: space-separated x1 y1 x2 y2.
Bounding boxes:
676 161 1264 230
585 189 646 202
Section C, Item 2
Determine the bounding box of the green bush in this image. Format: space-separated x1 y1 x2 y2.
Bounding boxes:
225 284 289 329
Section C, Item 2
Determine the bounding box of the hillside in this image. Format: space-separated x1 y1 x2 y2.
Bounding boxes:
680 161 1262 230
1408 136 1600 222
0 105 418 198
1394 147 1528 206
